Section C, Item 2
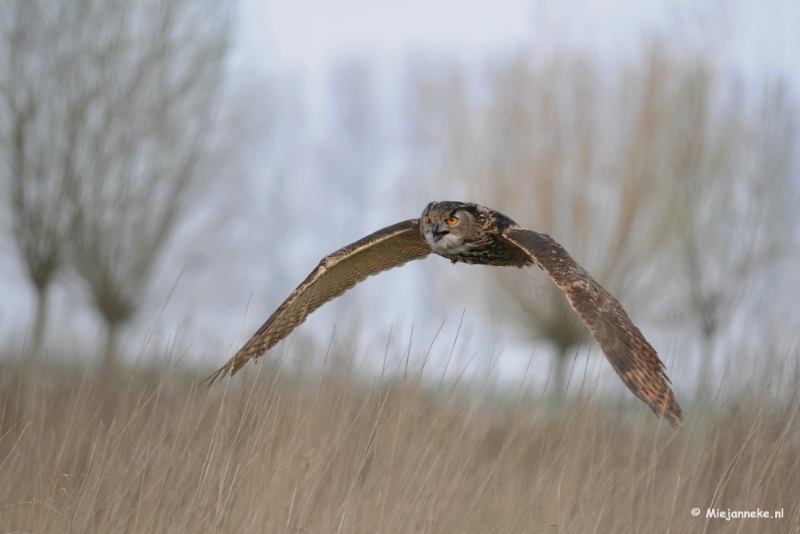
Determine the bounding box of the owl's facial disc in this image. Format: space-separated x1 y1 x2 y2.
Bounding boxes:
421 206 470 256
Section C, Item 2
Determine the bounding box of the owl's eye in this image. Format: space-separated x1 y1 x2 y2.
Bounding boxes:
445 216 458 225
424 215 431 224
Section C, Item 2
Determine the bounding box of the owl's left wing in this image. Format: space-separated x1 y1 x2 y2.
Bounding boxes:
501 226 683 428
203 218 431 386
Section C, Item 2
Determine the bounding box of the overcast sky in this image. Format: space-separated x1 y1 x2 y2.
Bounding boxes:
236 0 799 84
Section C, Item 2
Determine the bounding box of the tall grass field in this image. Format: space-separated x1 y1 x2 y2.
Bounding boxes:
1 350 797 533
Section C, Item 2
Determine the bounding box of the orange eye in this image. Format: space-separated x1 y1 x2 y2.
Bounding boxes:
445 216 458 225
424 215 431 223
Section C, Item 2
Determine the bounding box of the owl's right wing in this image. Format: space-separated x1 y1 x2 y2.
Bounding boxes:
204 218 430 385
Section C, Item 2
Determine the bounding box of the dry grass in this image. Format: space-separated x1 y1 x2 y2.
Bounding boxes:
1 355 798 534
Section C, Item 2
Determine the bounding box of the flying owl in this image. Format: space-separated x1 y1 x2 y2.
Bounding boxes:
206 201 683 428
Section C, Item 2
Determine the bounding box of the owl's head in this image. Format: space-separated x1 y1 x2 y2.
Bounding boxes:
419 201 481 255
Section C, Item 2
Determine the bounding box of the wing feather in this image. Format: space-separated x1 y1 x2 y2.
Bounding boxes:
204 219 430 385
502 226 683 427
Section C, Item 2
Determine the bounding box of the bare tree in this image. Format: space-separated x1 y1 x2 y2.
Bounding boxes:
663 69 797 398
1 1 104 396
2 0 232 378
64 0 232 374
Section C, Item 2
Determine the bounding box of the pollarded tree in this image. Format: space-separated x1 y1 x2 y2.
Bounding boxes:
64 0 232 375
663 72 797 399
1 0 106 398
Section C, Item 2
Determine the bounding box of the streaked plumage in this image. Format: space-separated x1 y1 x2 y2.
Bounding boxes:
205 201 683 428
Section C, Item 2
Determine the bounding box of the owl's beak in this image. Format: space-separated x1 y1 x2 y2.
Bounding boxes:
432 223 448 242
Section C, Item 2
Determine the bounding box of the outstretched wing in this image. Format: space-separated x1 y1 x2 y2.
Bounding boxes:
204 219 431 385
502 226 683 427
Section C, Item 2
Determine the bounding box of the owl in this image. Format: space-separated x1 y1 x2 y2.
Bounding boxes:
205 201 683 428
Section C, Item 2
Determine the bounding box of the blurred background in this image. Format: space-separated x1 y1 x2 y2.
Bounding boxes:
1 0 798 405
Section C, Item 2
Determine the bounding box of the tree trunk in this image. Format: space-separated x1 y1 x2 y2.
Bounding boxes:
695 333 715 402
102 319 119 378
550 345 569 406
97 318 121 418
22 283 50 410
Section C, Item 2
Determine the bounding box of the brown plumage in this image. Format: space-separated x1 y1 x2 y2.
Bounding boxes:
203 219 430 384
501 228 682 427
205 201 682 428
